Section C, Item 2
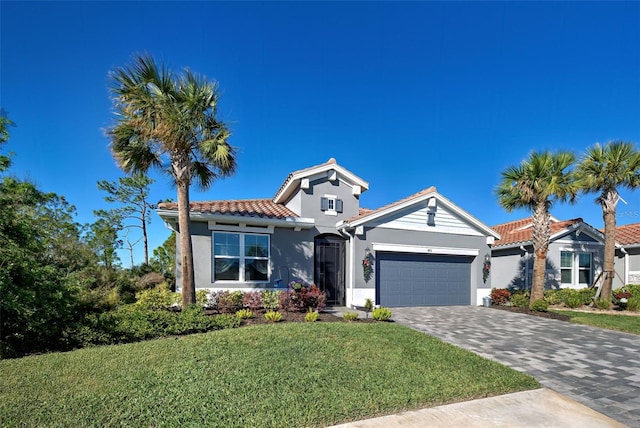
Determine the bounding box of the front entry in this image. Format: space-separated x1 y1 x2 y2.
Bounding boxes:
314 234 345 306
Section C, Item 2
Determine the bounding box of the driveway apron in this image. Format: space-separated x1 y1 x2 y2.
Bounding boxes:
391 306 640 427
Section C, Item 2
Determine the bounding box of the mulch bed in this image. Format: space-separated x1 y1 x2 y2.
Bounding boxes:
489 304 572 321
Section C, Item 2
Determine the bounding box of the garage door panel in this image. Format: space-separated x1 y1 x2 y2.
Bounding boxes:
377 252 472 307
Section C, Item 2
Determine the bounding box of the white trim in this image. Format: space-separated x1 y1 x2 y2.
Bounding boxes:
372 242 479 256
208 222 275 234
273 162 369 204
212 231 271 283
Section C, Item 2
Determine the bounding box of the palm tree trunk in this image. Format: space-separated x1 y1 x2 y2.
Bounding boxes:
177 180 196 307
530 201 550 307
601 196 617 307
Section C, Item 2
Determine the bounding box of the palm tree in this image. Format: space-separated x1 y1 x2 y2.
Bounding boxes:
496 151 578 308
108 54 236 307
576 141 640 307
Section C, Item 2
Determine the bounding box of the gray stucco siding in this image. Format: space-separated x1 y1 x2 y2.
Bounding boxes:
297 177 360 227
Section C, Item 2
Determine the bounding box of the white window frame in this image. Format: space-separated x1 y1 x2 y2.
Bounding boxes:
324 194 338 216
212 232 270 283
560 251 592 287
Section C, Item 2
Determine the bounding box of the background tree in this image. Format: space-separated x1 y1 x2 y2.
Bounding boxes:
496 151 578 308
86 209 123 270
108 54 236 307
576 141 640 306
97 173 154 265
150 231 176 288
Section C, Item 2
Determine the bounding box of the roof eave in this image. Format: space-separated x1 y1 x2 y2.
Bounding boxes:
155 209 315 229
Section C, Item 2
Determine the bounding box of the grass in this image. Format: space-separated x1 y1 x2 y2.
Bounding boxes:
0 323 538 427
553 310 640 334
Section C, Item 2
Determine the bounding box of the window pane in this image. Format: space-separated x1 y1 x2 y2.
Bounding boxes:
561 269 572 284
578 253 591 268
578 269 591 284
214 233 239 257
328 199 335 210
245 259 268 281
560 252 573 268
245 235 269 257
214 258 239 280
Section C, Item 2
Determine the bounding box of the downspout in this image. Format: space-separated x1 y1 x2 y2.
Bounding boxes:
621 247 629 285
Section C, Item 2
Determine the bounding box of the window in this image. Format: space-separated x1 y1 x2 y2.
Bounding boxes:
213 232 269 282
560 251 592 286
321 196 343 215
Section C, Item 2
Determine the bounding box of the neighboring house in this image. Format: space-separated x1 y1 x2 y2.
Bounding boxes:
157 158 499 307
614 222 640 285
490 217 629 291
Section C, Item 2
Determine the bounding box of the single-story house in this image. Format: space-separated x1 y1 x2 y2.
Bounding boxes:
157 158 499 307
614 222 640 285
490 217 634 290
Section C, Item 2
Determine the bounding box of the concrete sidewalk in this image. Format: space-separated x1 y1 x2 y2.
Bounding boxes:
329 388 628 427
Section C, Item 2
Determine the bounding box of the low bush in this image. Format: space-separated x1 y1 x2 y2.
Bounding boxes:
243 291 263 311
543 289 563 305
214 290 244 313
134 285 179 310
264 310 282 322
304 308 319 323
509 293 529 308
196 290 210 307
490 288 511 305
530 299 548 312
578 288 597 305
626 296 640 312
563 292 584 309
594 298 611 310
261 290 280 311
372 307 392 321
235 309 254 319
343 311 359 321
279 284 327 312
213 314 242 329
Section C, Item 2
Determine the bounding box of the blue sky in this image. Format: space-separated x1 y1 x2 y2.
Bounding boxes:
2 1 639 266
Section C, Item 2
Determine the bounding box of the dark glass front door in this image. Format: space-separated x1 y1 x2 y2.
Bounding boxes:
314 235 345 306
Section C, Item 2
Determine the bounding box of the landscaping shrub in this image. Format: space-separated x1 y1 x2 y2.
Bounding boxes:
279 284 327 312
372 307 392 321
626 297 640 312
343 311 359 321
134 285 179 310
594 298 611 310
563 292 584 309
543 289 563 305
509 293 529 308
213 314 242 329
490 288 511 305
196 289 210 307
243 291 263 311
304 308 319 322
236 309 254 319
264 310 282 322
578 288 597 305
530 299 548 312
214 290 244 313
261 290 280 311
173 305 219 334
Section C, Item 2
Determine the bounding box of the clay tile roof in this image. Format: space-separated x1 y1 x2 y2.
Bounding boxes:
345 187 437 223
616 222 640 246
157 199 298 219
492 217 583 247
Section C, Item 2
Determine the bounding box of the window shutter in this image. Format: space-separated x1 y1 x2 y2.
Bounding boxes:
336 199 343 213
320 197 328 211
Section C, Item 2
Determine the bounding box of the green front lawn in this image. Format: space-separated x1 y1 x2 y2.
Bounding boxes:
553 310 640 334
0 323 538 427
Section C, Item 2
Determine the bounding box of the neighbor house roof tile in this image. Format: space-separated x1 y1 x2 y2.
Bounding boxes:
615 222 640 246
158 199 298 219
491 218 583 248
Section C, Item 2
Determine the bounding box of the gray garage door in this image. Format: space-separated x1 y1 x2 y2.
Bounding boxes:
377 252 472 307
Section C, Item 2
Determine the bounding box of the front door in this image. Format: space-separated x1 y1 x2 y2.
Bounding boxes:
314 235 345 306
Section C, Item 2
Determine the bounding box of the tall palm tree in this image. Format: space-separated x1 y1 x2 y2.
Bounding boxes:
576 141 640 306
108 54 236 307
496 151 578 308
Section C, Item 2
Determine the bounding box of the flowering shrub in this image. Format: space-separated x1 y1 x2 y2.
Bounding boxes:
261 290 280 311
213 290 244 313
490 288 511 305
279 283 326 312
243 291 263 310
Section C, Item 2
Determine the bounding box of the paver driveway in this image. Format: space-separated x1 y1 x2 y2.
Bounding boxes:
391 306 640 427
